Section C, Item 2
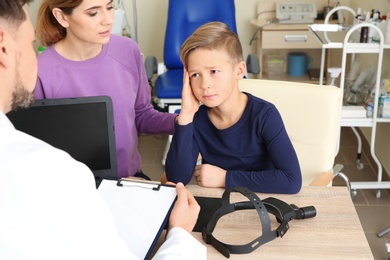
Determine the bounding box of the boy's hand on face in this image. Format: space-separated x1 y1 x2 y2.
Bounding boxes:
193 164 226 188
177 69 199 125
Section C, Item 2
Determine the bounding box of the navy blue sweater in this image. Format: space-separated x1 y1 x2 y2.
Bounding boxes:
165 93 302 194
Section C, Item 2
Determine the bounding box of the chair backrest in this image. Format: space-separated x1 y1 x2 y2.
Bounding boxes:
239 79 342 186
164 0 237 70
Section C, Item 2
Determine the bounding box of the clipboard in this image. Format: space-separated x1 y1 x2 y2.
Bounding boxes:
98 179 177 259
116 177 162 190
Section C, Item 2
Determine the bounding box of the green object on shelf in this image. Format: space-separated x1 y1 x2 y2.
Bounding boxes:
269 59 284 63
266 54 284 80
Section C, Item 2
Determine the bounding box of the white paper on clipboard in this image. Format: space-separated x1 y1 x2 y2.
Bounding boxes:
98 179 177 259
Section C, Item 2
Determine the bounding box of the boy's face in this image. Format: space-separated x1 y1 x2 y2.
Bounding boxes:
186 48 245 108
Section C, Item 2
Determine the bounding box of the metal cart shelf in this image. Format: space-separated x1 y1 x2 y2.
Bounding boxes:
310 14 390 198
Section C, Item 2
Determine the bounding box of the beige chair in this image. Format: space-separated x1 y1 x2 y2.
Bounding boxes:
239 79 350 188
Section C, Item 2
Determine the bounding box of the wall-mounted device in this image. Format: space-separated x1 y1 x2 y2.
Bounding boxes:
276 3 317 24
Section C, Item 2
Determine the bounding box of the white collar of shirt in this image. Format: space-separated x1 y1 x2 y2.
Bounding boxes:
0 111 15 129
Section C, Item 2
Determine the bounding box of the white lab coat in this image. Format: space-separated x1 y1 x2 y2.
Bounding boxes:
0 112 206 260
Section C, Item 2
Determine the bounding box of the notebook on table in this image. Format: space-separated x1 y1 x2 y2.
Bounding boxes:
6 96 118 187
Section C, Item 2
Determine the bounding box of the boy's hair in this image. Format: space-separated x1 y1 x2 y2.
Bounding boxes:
0 0 33 29
180 21 243 68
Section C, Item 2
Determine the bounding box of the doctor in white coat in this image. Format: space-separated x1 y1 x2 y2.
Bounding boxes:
0 1 206 259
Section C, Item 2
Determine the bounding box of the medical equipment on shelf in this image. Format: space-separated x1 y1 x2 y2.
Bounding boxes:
276 3 317 24
327 67 342 87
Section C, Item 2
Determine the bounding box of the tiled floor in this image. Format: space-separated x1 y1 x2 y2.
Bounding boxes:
333 127 390 260
138 127 390 259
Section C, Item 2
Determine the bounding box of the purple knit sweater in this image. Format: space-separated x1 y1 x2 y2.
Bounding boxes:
35 35 176 178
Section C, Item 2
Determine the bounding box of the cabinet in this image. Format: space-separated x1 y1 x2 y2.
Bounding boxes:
250 19 322 83
310 21 390 197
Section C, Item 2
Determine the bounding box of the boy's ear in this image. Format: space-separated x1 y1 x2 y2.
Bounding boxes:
52 8 69 28
235 60 247 79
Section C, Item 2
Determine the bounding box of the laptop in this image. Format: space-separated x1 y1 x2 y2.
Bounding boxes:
6 96 118 187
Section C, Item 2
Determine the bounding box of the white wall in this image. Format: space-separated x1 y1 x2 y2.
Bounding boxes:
27 0 345 61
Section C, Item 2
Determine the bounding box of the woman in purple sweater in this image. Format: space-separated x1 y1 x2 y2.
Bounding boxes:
34 0 176 180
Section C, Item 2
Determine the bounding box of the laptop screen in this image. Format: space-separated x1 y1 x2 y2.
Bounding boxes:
6 96 118 186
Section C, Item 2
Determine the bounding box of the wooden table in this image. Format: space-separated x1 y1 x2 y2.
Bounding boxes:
182 185 373 259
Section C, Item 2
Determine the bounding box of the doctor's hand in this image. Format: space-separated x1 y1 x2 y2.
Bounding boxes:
193 164 226 188
177 69 199 125
168 182 200 233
